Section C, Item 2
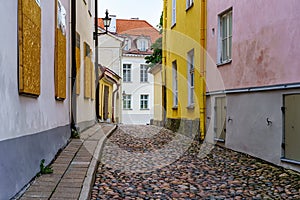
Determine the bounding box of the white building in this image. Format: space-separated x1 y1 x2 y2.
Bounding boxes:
0 1 72 198
98 18 161 124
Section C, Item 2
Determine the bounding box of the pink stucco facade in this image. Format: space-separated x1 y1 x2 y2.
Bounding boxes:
206 0 300 91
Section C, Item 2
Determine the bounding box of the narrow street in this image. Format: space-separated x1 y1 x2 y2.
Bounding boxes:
91 125 300 200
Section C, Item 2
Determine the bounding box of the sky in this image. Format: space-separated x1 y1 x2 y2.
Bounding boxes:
99 0 163 29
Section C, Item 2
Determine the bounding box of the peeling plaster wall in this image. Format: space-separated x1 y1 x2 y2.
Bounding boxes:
207 0 300 91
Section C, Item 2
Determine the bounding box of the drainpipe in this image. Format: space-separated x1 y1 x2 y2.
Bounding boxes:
94 0 100 120
112 83 120 123
199 0 206 141
71 0 77 131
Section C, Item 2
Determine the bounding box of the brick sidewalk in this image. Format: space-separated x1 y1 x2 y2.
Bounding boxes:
18 123 117 200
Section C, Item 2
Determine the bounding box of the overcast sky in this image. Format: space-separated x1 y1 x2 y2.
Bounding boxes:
99 0 163 28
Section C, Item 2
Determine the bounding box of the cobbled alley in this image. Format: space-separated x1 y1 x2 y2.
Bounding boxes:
91 125 300 200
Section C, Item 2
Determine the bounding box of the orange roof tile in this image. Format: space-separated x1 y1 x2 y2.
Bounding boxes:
98 18 161 43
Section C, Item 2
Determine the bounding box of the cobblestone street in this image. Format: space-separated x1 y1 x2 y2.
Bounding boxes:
91 125 300 200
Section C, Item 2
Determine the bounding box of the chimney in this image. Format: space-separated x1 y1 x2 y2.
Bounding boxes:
108 15 116 33
131 17 139 20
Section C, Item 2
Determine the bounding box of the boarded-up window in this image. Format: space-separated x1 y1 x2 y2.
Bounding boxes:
76 32 81 95
54 0 67 100
18 0 41 96
84 42 91 99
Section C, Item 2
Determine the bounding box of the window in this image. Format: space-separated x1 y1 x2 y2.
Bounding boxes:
140 65 148 82
187 49 194 106
137 39 148 51
219 9 232 63
186 0 193 9
88 0 92 16
123 95 132 109
123 64 131 82
124 38 131 51
172 0 176 26
140 95 149 109
172 61 178 107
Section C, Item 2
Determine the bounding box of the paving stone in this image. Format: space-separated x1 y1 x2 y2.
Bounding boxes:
90 125 300 200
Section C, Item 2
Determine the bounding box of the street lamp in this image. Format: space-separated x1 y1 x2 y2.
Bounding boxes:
94 8 111 120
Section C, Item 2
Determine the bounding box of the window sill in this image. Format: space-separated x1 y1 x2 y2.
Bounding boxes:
172 106 178 110
123 81 133 83
171 23 176 29
187 104 195 110
140 81 149 83
186 3 194 12
217 59 232 67
140 109 149 110
123 108 132 110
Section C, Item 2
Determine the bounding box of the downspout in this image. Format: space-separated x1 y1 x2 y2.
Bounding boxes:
71 0 77 131
112 83 120 123
199 0 207 141
94 0 100 120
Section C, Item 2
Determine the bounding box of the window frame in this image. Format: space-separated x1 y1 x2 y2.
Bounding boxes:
187 49 194 107
218 9 232 64
140 94 149 110
123 64 132 82
172 0 176 27
123 94 132 110
186 0 193 10
140 64 148 82
172 61 178 108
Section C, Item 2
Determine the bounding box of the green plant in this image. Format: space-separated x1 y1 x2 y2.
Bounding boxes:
71 127 80 139
39 159 53 175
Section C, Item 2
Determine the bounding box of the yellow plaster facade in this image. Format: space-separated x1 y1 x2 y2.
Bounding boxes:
163 0 206 139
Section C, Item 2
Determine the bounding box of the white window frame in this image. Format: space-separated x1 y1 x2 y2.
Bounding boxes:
123 64 131 82
186 0 193 9
140 65 148 82
172 0 176 26
172 61 178 107
140 94 149 110
218 9 232 64
123 94 132 109
187 49 194 106
137 39 148 51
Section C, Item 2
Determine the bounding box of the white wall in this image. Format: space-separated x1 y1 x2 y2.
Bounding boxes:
0 0 70 142
122 55 154 124
76 0 96 127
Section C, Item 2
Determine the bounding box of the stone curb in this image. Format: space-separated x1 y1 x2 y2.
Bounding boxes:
79 124 117 200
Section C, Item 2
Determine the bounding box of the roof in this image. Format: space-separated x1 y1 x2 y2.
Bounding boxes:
98 18 161 43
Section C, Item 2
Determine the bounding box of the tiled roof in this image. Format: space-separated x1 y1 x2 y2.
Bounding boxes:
98 18 161 43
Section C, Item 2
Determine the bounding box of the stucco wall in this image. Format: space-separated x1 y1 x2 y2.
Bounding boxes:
206 0 300 91
76 0 96 128
0 1 71 198
122 56 154 124
206 89 300 172
0 0 70 142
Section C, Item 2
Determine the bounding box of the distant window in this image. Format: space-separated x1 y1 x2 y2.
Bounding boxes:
124 39 130 51
186 0 193 9
137 39 148 51
172 61 178 107
187 49 194 106
140 65 148 82
123 95 132 109
123 64 131 82
140 95 149 109
172 0 176 26
218 9 232 63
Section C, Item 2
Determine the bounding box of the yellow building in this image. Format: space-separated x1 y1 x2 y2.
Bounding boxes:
98 65 121 123
163 0 206 139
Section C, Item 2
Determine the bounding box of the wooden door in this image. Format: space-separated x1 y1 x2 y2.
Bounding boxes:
103 86 109 120
215 97 226 142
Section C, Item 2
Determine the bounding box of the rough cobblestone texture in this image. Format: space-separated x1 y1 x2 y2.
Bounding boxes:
91 125 300 200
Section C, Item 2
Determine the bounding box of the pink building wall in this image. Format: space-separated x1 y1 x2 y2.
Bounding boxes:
206 0 300 91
